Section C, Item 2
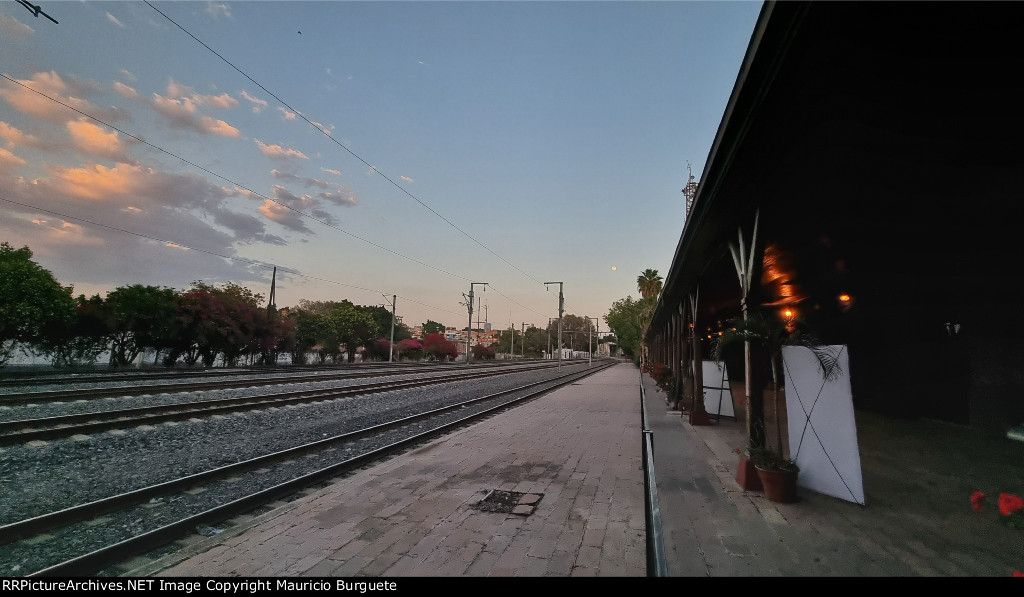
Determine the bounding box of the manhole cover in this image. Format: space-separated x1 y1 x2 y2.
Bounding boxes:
472 490 543 515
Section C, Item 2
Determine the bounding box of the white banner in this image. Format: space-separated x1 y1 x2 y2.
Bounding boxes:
783 345 864 505
702 360 735 419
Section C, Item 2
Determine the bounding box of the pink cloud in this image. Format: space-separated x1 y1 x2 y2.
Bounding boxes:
0 121 42 148
0 71 127 124
66 119 128 160
0 147 27 170
256 140 307 160
51 162 151 201
240 90 267 113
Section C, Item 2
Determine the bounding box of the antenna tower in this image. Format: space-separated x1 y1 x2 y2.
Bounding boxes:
682 162 698 216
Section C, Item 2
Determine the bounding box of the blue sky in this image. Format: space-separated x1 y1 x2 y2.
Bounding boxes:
0 0 762 331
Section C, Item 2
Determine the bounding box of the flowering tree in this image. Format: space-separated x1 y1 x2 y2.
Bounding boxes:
396 338 423 361
422 333 458 361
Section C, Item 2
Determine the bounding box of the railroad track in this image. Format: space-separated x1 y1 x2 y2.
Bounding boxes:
0 361 613 577
0 362 564 445
0 360 544 405
0 363 394 387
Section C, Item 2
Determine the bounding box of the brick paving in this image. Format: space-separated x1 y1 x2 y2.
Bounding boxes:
139 362 646 577
128 360 1024 578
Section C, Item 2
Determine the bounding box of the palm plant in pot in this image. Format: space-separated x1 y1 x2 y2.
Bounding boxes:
713 309 841 502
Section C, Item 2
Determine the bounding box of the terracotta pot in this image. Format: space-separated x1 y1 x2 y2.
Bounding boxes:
737 454 763 492
754 466 798 503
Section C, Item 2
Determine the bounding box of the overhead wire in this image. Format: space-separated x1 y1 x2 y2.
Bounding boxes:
0 195 464 318
0 70 558 323
0 72 469 284
143 0 547 288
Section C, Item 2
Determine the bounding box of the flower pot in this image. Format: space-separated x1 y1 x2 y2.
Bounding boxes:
755 466 798 503
737 453 763 492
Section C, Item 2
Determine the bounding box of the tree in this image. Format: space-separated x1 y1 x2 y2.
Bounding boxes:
102 284 178 367
33 293 109 368
422 320 445 335
0 243 76 366
331 301 377 363
637 268 663 299
604 296 644 358
395 338 423 361
555 314 596 352
522 326 547 358
472 344 495 360
422 332 458 361
365 304 411 344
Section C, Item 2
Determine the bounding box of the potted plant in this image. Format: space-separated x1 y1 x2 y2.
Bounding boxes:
713 310 841 500
747 444 800 503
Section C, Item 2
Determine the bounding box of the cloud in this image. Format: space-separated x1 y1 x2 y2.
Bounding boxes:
0 14 33 41
0 121 43 149
0 161 282 296
0 71 128 124
270 169 301 182
50 162 152 201
255 140 307 160
0 147 27 170
66 119 129 160
113 81 138 99
321 167 341 176
400 175 414 183
205 2 232 19
118 69 137 82
240 90 267 113
106 12 126 28
317 188 358 207
144 82 242 137
198 116 241 137
277 107 297 121
310 120 334 136
259 186 313 233
271 169 331 190
27 218 107 248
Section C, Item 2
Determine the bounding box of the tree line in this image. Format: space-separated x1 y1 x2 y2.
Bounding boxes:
0 243 462 368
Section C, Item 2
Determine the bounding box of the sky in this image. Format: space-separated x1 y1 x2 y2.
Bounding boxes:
0 0 762 333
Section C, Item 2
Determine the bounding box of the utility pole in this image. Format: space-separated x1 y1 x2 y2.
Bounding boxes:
588 316 600 367
544 282 564 369
382 294 396 363
465 283 487 365
522 322 530 359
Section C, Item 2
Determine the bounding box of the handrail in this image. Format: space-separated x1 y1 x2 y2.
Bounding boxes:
641 369 669 576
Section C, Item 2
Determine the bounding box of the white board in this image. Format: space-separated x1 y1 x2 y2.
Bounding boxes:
701 360 735 419
783 345 864 505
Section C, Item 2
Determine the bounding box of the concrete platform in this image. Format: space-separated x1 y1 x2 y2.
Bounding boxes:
127 361 1024 578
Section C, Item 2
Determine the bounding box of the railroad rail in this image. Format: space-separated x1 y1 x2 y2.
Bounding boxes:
0 360 543 405
0 362 565 444
0 360 614 577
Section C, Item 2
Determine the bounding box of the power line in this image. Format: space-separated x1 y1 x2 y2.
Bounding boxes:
0 73 552 323
143 1 546 288
0 194 463 318
0 72 470 284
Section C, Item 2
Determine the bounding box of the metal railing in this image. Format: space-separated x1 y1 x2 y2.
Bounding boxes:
641 370 669 576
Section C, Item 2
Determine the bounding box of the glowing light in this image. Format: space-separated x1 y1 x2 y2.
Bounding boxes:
839 293 851 303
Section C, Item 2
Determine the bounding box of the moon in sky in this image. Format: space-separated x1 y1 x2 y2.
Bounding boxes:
611 266 617 271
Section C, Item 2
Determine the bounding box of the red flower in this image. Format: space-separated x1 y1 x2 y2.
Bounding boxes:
998 493 1024 517
1014 570 1024 577
971 490 986 512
